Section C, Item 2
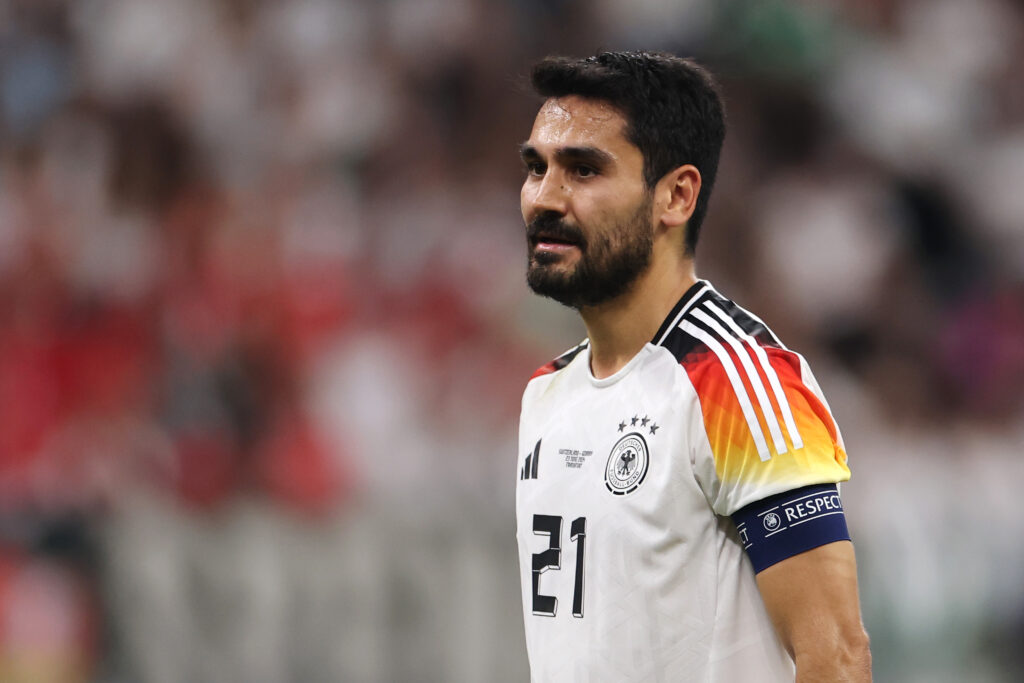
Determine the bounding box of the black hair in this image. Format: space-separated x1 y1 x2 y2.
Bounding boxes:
531 51 725 255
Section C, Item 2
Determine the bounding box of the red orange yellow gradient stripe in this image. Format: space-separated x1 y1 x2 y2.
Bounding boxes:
683 345 849 501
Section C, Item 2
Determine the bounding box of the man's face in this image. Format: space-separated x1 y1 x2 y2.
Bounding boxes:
520 96 654 309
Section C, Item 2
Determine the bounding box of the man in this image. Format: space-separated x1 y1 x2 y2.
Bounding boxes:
515 51 871 682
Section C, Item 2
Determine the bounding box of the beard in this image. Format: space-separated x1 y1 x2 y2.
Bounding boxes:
526 196 654 309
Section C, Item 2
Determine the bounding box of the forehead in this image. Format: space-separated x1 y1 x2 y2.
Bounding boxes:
527 96 632 152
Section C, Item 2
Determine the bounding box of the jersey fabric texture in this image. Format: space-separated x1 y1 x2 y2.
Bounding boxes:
515 280 851 682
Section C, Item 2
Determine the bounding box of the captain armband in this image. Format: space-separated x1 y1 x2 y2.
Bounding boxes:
731 484 851 573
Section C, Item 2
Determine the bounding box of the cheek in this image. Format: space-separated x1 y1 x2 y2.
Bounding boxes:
520 184 532 219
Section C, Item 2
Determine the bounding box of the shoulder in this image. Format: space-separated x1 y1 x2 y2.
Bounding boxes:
663 286 850 514
659 284 826 462
528 340 589 382
521 340 589 415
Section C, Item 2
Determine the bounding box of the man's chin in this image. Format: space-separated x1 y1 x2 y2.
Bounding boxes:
527 267 576 305
528 253 575 279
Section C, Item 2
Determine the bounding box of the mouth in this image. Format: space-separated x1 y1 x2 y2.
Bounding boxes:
527 216 585 260
532 233 578 247
531 235 581 259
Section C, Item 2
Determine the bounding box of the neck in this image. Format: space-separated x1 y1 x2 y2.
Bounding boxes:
580 253 697 379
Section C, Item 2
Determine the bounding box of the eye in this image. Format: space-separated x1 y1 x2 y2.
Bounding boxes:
574 165 598 178
524 161 546 177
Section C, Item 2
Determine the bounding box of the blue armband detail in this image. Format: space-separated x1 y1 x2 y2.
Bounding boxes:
732 484 850 573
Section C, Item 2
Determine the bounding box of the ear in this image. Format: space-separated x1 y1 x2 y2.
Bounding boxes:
655 164 702 230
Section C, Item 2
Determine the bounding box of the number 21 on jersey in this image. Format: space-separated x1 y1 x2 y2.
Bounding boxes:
532 514 587 618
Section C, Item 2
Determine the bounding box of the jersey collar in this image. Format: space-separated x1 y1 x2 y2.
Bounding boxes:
650 279 711 347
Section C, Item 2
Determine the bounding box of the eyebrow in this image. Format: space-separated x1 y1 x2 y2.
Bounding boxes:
519 144 614 167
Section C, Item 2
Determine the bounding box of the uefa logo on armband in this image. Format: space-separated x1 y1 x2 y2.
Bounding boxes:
604 433 649 495
762 512 782 532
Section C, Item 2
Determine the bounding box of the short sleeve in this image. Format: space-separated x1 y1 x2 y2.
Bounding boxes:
685 344 850 516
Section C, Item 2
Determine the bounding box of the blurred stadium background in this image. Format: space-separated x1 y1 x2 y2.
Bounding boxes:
1 0 1023 681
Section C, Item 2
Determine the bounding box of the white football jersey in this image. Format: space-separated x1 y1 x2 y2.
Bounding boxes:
516 281 851 682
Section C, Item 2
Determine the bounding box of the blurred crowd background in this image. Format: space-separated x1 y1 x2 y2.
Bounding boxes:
1 0 1023 681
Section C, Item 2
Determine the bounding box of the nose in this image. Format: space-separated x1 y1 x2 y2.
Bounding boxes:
522 169 568 221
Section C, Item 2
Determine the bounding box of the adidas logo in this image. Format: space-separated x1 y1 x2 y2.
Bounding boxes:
520 439 541 480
